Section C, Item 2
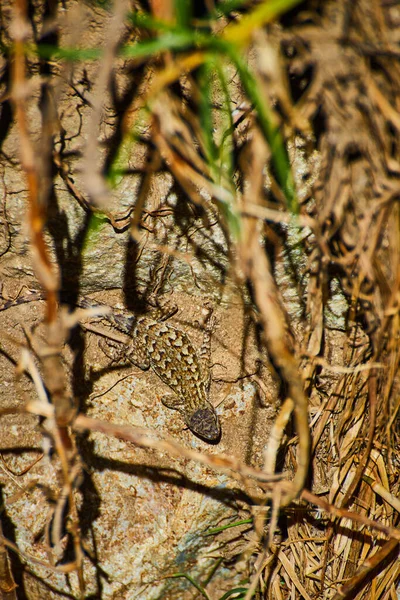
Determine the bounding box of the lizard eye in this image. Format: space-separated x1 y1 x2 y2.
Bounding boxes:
189 408 220 442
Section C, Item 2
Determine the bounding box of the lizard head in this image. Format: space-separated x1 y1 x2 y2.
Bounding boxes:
188 407 221 443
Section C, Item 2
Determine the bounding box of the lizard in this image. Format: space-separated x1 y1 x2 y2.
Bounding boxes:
0 290 221 443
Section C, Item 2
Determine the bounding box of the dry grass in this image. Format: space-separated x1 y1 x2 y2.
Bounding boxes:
0 0 399 598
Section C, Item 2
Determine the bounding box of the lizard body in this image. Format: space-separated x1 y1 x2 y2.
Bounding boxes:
0 292 221 442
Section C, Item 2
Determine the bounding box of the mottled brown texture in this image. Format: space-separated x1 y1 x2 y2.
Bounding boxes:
88 297 221 442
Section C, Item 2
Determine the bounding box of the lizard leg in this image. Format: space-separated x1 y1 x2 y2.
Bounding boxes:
147 294 178 322
99 338 151 371
125 340 151 370
98 338 129 364
161 393 184 411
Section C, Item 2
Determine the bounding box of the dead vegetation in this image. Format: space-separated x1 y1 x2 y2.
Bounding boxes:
0 0 399 598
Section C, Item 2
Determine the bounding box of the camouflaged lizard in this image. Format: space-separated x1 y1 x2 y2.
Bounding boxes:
0 292 221 442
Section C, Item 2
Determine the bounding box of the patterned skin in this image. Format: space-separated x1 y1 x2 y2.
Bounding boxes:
100 304 221 443
44 295 221 442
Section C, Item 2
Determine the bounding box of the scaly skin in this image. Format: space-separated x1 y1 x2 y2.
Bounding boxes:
81 297 221 442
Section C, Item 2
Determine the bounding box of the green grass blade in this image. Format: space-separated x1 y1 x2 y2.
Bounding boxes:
198 60 219 167
174 0 192 28
166 573 211 599
219 587 250 600
225 46 297 212
204 518 253 536
214 58 235 185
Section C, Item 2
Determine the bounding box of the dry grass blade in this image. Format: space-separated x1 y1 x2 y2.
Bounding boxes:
1 0 400 597
82 0 130 209
72 414 284 486
239 132 310 506
0 523 17 600
331 538 400 600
